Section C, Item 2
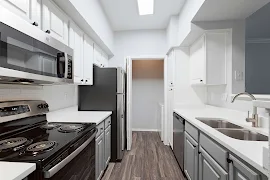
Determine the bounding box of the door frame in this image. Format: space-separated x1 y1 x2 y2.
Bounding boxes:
125 55 167 150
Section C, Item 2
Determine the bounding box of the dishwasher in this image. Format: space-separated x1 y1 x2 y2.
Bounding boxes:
173 112 185 171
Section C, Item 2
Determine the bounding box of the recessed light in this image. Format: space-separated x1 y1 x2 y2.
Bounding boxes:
137 0 154 16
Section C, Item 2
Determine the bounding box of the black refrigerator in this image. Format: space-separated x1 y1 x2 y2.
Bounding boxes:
78 66 126 162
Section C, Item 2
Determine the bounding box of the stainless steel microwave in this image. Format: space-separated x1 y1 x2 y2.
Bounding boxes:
0 7 73 85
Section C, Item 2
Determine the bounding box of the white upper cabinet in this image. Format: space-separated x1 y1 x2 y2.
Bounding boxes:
94 45 109 68
189 31 227 86
0 0 41 27
83 35 94 85
42 0 69 45
0 0 31 21
101 52 109 67
94 45 102 67
69 21 84 84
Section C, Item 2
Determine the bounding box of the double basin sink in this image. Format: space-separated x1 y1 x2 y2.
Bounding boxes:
196 118 268 141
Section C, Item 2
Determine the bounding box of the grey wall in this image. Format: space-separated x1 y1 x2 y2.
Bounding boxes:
246 2 270 39
245 43 270 94
132 60 164 131
245 2 270 94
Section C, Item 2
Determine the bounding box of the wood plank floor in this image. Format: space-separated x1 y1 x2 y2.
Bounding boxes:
102 132 186 180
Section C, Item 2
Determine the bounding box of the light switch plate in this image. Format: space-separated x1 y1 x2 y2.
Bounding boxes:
234 71 244 81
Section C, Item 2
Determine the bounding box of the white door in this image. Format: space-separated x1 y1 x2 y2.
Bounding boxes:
83 35 94 85
31 0 41 28
0 0 31 22
69 21 84 84
126 56 132 150
42 0 68 45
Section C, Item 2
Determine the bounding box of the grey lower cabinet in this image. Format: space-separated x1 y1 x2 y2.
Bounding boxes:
181 117 268 180
96 130 105 180
184 132 198 180
199 147 228 180
228 155 265 180
95 117 111 180
104 125 111 167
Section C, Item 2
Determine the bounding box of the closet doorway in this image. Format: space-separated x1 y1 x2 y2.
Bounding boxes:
126 56 166 150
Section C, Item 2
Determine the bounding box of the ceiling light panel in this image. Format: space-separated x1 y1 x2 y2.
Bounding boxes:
137 0 154 15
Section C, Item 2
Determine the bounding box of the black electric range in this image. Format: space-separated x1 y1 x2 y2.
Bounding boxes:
0 100 96 180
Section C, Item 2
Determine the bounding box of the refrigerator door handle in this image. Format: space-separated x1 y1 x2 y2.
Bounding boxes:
121 116 125 151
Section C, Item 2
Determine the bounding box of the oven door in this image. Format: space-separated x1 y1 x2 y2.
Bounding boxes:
0 7 73 84
43 131 96 180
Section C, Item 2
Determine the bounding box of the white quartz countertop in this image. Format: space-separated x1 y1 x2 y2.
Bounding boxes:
47 106 112 125
0 162 36 180
174 105 269 175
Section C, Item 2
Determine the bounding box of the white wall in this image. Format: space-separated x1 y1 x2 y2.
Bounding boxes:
132 60 164 131
68 0 114 52
166 16 179 51
109 30 167 69
0 85 77 111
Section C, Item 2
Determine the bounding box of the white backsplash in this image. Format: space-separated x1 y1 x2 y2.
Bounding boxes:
0 84 78 111
207 86 269 129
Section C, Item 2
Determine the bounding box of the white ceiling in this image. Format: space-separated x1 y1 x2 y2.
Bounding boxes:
100 0 186 31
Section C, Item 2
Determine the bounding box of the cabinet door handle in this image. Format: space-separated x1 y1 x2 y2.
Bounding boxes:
32 22 39 26
85 80 88 82
81 79 83 82
227 158 233 164
45 30 51 34
200 80 203 82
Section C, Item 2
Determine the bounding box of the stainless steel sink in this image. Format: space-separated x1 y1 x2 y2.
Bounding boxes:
196 118 243 129
196 118 268 141
217 129 268 141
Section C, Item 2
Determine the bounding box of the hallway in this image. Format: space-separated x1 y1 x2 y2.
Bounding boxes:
102 132 185 180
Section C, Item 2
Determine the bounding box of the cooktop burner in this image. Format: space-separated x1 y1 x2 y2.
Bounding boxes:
41 124 61 130
26 141 56 154
58 124 85 133
0 137 28 151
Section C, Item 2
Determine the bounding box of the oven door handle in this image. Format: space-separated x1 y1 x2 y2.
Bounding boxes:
64 52 69 79
44 131 97 178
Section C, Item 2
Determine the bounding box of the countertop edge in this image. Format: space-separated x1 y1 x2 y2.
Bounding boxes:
0 162 36 180
173 109 269 176
14 164 36 180
95 113 112 125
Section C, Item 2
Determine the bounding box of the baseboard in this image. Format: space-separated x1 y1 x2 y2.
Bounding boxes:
132 128 159 132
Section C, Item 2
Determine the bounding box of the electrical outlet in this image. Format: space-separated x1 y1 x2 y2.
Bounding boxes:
222 93 228 102
64 93 68 99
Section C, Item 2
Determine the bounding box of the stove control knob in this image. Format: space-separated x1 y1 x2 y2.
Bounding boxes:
37 104 43 109
44 103 49 108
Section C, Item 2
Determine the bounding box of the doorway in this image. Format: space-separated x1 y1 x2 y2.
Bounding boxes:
126 56 166 150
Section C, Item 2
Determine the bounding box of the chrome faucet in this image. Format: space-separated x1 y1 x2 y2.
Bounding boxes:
231 92 259 127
